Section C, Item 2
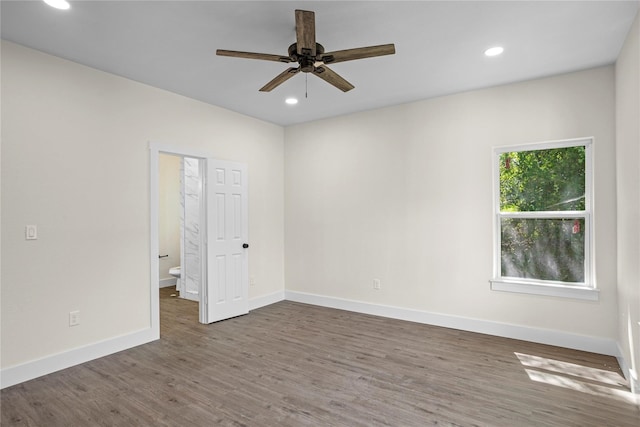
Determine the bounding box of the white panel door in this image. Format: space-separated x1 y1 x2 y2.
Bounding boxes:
205 159 249 323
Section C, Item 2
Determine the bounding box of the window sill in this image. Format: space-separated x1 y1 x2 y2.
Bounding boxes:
490 279 599 301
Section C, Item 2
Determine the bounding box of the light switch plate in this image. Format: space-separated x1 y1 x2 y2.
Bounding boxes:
69 310 80 327
25 225 38 240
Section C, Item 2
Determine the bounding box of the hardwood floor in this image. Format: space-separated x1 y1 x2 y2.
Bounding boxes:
2 288 638 426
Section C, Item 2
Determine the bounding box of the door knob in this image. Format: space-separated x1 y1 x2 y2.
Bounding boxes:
242 243 249 249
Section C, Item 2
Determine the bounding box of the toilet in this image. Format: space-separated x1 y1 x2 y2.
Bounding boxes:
169 266 181 289
169 266 181 278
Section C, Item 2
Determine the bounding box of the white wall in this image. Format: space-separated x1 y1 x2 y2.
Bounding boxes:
158 154 181 284
1 41 285 369
285 66 618 346
615 12 640 391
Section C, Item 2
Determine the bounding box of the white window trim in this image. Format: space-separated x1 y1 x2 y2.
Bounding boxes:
491 137 597 300
490 279 599 301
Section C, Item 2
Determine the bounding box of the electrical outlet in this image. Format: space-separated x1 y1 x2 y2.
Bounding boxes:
25 225 38 240
69 310 80 327
373 279 381 290
249 276 256 286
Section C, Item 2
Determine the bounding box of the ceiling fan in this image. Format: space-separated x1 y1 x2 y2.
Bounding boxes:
216 9 396 93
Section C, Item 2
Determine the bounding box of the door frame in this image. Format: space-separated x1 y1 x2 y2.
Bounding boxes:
149 142 211 335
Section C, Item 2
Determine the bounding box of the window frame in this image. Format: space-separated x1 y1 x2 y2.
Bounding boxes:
490 137 598 301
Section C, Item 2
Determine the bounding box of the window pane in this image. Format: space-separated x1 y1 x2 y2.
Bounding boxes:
501 218 585 283
500 146 585 212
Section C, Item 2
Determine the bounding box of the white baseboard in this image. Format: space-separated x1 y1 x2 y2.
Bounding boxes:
616 344 640 395
630 370 640 396
1 328 157 390
617 343 631 381
249 290 285 311
284 290 620 357
159 277 177 288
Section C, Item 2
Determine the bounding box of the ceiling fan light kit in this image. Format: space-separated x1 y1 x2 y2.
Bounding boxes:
216 9 396 93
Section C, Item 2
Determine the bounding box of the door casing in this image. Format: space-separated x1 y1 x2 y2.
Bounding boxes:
150 142 249 334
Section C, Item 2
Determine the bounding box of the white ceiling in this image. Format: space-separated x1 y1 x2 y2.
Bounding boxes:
1 1 638 126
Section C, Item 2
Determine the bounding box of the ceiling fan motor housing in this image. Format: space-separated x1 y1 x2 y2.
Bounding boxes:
288 43 328 72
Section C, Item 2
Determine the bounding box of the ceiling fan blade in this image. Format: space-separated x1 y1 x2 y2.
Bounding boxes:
312 66 354 92
295 10 316 56
216 49 292 63
259 67 301 92
319 44 396 64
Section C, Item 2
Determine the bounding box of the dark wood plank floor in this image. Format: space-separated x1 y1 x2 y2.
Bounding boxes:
2 287 638 426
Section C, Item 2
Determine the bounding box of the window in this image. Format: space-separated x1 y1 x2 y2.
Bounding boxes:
490 138 597 300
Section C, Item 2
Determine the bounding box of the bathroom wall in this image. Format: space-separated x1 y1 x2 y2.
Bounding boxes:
158 154 181 286
180 157 203 300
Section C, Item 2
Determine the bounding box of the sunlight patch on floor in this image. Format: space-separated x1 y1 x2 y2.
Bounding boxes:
516 352 626 386
515 352 638 405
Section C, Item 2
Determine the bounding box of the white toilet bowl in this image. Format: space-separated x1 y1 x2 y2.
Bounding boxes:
169 266 181 278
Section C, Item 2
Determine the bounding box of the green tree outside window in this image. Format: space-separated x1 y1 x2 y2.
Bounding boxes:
499 146 586 283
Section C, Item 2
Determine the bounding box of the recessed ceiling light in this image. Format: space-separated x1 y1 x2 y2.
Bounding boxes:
484 46 504 57
285 98 298 105
43 0 70 10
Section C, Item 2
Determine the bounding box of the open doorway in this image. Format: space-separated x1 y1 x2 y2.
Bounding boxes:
158 153 204 322
150 143 251 337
